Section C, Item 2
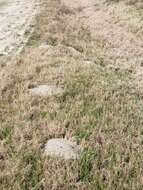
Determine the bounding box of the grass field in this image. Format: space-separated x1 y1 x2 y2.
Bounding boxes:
0 0 143 189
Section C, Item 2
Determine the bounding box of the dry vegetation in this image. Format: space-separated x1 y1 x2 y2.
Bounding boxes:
110 0 143 7
0 0 143 189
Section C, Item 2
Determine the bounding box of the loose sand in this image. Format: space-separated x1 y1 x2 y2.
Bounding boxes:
0 0 37 55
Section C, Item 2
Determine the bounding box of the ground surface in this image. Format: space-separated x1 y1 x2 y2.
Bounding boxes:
0 0 143 189
0 0 36 55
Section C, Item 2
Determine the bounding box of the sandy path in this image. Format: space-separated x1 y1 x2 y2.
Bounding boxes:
62 0 143 88
0 0 37 55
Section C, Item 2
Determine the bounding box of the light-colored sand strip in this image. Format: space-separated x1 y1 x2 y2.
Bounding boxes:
0 0 37 55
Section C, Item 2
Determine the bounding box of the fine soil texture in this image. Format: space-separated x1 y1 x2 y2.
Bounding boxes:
0 0 36 55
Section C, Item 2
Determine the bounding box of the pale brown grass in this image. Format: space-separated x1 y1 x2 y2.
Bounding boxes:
0 0 143 189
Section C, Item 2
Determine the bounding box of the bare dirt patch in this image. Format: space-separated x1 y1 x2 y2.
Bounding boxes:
0 0 37 55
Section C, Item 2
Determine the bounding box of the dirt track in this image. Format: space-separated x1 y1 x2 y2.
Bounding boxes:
0 0 36 55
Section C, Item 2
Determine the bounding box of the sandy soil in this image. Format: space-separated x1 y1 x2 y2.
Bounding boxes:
0 0 37 55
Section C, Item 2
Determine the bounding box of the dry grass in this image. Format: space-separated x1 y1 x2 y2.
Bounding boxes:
109 0 143 9
0 0 143 189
